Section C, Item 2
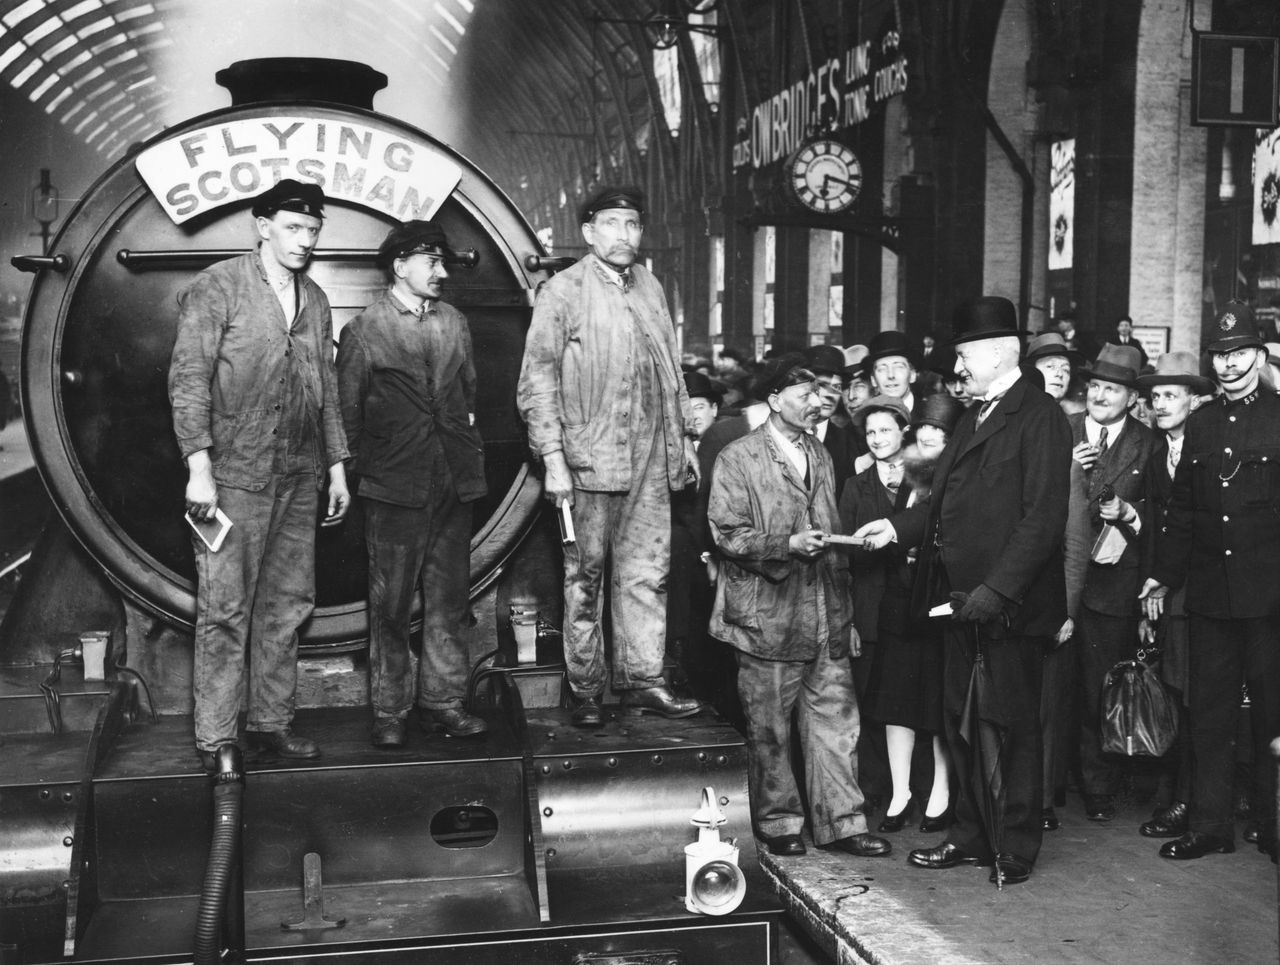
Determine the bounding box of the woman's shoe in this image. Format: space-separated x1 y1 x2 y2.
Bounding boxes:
919 807 952 833
878 802 913 833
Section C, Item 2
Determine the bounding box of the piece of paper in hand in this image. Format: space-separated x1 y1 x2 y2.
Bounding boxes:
187 508 233 553
928 602 953 618
1090 524 1127 565
558 502 576 545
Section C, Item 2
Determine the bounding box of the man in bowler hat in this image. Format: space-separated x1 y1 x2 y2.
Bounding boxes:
169 179 350 768
517 185 701 727
855 296 1071 884
1142 301 1280 861
803 343 862 499
337 220 489 748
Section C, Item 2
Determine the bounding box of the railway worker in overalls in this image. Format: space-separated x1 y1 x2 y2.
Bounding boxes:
516 185 702 728
168 179 350 771
337 220 488 748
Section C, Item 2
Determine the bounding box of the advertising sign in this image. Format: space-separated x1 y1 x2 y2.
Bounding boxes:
1049 139 1075 271
1254 127 1280 247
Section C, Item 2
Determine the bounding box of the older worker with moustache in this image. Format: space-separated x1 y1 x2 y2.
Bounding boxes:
1069 343 1157 823
1142 302 1280 862
709 356 890 860
1132 351 1214 840
517 185 701 728
854 296 1071 885
169 179 350 769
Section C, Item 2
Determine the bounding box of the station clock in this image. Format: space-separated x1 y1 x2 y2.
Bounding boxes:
787 139 862 214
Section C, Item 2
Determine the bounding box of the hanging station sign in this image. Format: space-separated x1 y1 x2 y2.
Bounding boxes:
1049 139 1076 272
732 30 908 171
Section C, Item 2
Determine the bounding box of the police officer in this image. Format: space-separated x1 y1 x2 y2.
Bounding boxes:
1142 301 1280 861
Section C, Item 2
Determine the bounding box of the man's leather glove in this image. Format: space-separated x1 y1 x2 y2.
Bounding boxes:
951 584 1011 625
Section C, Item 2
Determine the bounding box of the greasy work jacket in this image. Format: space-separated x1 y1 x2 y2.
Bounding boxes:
336 291 487 506
516 255 693 492
708 424 853 661
168 250 348 491
1152 387 1280 618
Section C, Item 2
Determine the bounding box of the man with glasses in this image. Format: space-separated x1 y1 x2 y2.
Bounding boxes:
803 344 861 500
1142 301 1280 862
338 220 489 748
517 186 701 727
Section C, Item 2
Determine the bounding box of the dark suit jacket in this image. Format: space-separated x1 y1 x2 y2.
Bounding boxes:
819 420 860 501
894 374 1071 638
839 466 914 642
1069 412 1156 616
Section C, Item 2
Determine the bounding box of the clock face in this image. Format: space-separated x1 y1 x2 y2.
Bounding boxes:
789 140 862 214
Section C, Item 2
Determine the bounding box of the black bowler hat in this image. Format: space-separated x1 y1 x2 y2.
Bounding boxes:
949 296 1022 345
376 220 452 269
1081 343 1143 388
251 178 325 219
865 330 921 370
1205 301 1264 353
913 393 966 435
683 371 723 403
579 184 645 224
803 344 848 378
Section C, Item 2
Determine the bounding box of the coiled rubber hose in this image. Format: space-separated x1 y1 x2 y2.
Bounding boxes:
194 747 244 965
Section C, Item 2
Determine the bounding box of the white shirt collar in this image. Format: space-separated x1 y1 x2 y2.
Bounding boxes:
391 287 428 315
982 368 1022 402
812 419 829 442
768 420 809 478
1085 415 1127 446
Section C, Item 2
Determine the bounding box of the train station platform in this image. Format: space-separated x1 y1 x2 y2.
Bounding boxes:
760 792 1277 964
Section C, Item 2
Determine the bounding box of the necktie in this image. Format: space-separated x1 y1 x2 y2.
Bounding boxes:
976 393 1002 426
1096 426 1109 455
885 462 903 494
1168 444 1179 479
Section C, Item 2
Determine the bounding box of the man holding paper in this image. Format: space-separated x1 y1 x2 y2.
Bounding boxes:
337 220 488 748
168 179 350 770
516 185 701 727
853 296 1071 885
1067 343 1155 823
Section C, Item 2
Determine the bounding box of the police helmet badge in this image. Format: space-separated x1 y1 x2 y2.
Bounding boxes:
1219 311 1238 333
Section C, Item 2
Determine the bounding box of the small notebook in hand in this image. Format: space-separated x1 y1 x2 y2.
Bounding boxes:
187 508 233 553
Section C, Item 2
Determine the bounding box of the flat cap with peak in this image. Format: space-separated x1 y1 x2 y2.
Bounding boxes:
579 185 645 224
251 178 325 219
377 220 452 268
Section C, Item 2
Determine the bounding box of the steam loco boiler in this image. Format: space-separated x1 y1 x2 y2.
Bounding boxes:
0 59 781 964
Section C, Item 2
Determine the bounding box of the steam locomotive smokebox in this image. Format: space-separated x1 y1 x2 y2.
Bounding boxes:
15 57 546 653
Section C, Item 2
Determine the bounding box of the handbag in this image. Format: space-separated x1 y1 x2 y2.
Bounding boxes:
1099 656 1179 757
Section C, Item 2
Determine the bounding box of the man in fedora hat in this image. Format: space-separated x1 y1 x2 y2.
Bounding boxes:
338 220 489 748
1131 352 1214 840
1069 343 1157 823
169 178 350 769
854 295 1071 884
1142 301 1280 861
517 185 701 727
803 343 862 499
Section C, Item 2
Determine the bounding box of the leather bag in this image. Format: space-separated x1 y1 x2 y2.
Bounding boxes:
1099 659 1179 757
